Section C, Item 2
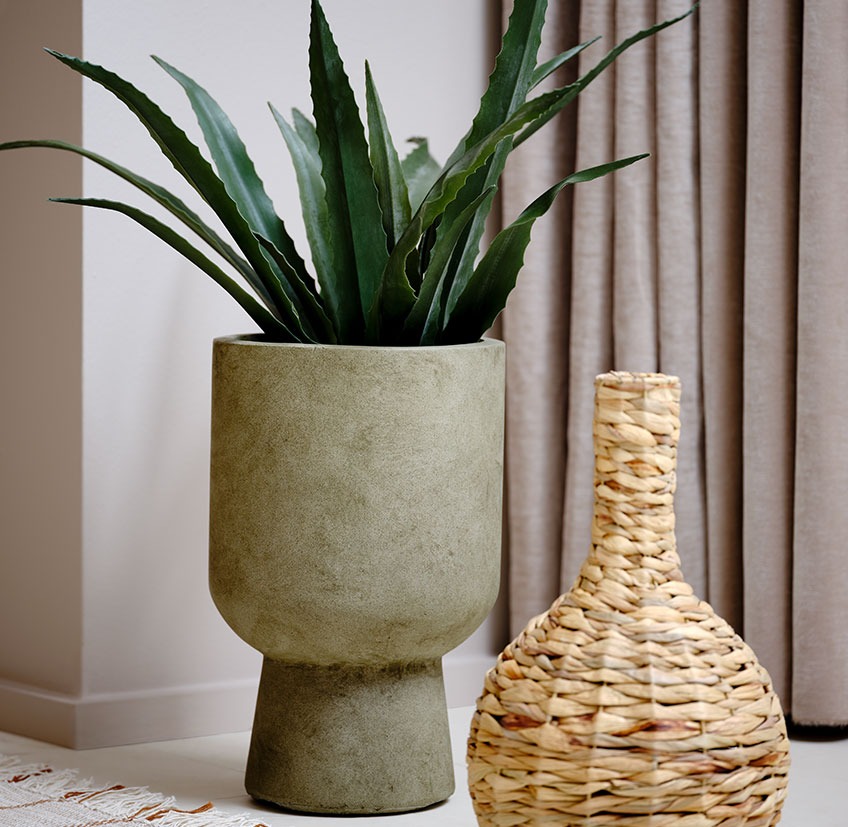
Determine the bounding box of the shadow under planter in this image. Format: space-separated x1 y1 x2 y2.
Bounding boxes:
208 336 505 814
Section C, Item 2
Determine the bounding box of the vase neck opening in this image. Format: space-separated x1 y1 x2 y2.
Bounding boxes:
578 372 684 594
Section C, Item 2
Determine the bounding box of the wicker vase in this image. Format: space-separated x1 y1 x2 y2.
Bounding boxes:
468 371 790 826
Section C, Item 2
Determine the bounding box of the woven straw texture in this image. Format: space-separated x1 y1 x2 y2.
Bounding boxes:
468 372 790 826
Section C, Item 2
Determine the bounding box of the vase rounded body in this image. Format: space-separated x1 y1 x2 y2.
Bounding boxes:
209 335 505 814
468 371 790 826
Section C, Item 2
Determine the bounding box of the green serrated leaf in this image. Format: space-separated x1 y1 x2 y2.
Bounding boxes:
439 0 547 322
528 36 600 90
365 61 411 251
379 3 697 339
440 154 648 343
403 187 496 346
380 0 548 333
270 105 338 337
44 49 304 338
514 3 698 147
401 138 441 214
153 57 313 284
254 231 337 343
53 197 297 339
292 108 321 159
461 0 547 154
377 82 581 332
410 218 439 291
153 57 322 342
309 0 389 343
0 137 278 311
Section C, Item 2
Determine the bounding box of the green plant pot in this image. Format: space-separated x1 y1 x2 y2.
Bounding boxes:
209 336 505 814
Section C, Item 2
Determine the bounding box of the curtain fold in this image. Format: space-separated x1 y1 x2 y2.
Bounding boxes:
560 0 615 616
654 0 706 604
740 0 800 718
699 0 747 641
792 0 848 725
500 0 848 724
501 1 579 628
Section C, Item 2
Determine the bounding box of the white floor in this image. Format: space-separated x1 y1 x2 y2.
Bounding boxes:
0 707 845 826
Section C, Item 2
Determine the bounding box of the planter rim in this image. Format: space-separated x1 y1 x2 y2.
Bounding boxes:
214 334 502 353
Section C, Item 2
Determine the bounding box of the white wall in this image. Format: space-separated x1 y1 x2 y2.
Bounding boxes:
1 0 501 748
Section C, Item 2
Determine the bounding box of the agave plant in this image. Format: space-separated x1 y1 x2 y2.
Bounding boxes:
1 0 693 346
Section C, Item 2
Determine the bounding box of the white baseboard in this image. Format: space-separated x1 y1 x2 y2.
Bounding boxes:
0 676 258 749
0 678 78 747
0 654 492 749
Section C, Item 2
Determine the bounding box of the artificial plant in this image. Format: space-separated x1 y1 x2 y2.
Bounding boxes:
0 0 694 345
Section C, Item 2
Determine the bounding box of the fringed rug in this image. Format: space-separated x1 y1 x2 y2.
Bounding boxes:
0 755 268 826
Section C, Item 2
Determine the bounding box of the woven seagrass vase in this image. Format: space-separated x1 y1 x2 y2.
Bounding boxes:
468 371 790 826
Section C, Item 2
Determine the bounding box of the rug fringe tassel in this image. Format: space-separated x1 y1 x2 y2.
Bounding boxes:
1 754 267 826
0 756 83 795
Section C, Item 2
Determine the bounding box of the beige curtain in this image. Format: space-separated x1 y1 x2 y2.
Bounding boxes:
500 0 848 725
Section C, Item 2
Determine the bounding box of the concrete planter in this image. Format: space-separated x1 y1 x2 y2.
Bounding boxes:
209 335 505 814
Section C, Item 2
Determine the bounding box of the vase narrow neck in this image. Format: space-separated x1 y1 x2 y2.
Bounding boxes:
579 372 684 593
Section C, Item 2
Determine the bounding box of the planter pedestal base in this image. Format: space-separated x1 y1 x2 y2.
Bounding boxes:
245 657 455 814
